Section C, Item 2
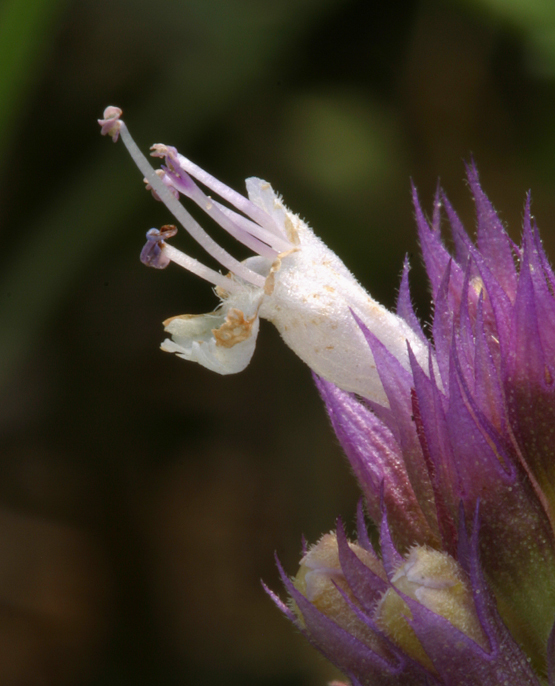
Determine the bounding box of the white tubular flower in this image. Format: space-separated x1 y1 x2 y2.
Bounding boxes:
99 107 429 405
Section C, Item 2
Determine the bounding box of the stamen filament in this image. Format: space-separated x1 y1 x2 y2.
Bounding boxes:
118 122 266 288
171 151 290 242
211 201 292 253
163 168 281 258
162 244 245 294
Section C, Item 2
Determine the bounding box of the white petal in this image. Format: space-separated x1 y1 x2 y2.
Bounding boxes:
245 177 287 225
161 294 262 374
246 178 300 245
257 211 430 404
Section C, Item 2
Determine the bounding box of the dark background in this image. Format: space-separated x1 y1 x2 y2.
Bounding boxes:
2 0 555 684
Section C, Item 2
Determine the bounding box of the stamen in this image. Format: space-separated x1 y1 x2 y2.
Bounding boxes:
151 144 289 242
212 201 292 252
115 116 266 288
160 165 288 257
140 225 178 269
162 162 292 254
140 227 245 294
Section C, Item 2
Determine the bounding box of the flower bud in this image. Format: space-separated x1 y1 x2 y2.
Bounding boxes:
375 546 487 670
292 533 386 646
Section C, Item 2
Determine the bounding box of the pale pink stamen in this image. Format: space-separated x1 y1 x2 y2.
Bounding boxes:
111 114 267 288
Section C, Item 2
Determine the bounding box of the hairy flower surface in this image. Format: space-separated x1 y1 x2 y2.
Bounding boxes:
98 106 429 404
100 107 555 685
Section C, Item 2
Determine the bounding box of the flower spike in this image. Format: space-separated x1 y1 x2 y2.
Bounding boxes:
272 169 555 683
100 108 555 683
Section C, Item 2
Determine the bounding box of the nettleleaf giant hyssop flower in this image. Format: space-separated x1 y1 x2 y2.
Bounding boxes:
100 106 555 685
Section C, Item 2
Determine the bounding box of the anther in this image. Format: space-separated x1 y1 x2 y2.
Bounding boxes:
98 106 123 142
140 225 178 269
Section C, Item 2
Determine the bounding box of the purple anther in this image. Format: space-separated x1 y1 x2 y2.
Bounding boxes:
98 106 123 142
140 225 178 269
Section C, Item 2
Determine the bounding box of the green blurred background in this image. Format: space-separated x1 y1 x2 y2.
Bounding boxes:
2 0 555 683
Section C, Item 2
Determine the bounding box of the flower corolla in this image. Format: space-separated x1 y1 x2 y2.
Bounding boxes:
98 106 429 405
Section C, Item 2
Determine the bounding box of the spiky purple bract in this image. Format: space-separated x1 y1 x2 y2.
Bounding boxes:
275 165 555 685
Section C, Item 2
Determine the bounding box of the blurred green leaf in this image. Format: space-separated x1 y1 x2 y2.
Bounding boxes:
282 90 403 197
0 0 70 158
460 0 555 74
